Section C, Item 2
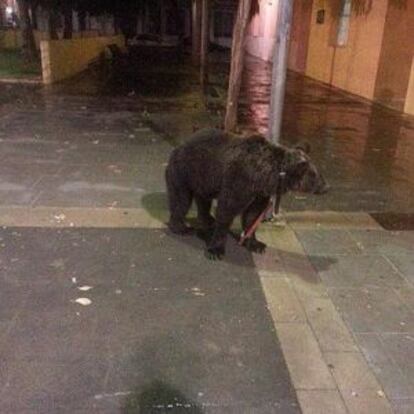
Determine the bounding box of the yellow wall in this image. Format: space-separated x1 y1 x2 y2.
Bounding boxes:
305 0 388 100
0 29 101 50
0 29 23 49
40 35 125 84
374 0 414 111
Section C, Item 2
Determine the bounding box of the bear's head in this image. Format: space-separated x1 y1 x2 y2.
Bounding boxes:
283 144 329 195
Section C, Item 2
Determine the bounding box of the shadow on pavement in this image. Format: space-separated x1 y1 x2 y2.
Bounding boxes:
123 380 203 413
141 192 337 274
0 226 301 413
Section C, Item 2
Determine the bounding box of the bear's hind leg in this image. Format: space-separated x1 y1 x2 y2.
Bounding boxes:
241 196 270 254
166 167 194 235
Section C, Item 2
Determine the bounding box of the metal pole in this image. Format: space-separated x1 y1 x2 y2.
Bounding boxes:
267 0 294 143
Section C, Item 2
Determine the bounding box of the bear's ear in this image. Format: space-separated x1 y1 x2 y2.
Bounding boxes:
284 149 309 173
296 141 311 154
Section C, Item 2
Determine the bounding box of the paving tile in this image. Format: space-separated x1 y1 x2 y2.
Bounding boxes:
204 403 300 413
59 143 170 165
0 227 301 413
393 284 414 313
344 213 384 230
56 159 167 187
349 230 414 256
261 277 306 323
0 206 166 228
312 255 405 288
286 211 349 230
303 296 357 352
297 390 348 414
253 247 284 273
330 287 414 333
0 141 64 162
287 211 382 231
32 175 149 208
324 351 382 391
295 229 362 256
104 329 300 413
265 226 307 255
0 356 109 413
275 323 336 390
0 170 41 205
282 252 331 299
289 272 330 301
380 334 414 397
356 333 414 399
391 399 414 414
0 282 29 323
0 159 61 177
341 389 394 414
386 255 414 285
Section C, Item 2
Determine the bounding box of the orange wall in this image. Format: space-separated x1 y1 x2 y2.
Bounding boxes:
305 0 336 84
374 0 414 111
305 0 388 100
331 1 388 99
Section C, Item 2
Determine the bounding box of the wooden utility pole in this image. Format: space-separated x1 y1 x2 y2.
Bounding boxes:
200 0 209 90
267 0 294 143
16 0 37 60
192 0 202 65
224 0 252 132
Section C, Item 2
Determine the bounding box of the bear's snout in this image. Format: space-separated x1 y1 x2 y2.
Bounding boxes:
314 182 330 195
312 173 329 195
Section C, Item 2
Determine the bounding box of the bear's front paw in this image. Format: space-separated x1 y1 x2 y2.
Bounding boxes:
243 238 267 254
168 222 194 235
205 246 225 261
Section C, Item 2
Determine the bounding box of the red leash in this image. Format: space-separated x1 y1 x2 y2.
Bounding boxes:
238 171 286 246
239 201 274 245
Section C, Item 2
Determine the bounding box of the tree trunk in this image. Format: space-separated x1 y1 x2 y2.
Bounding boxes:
224 0 252 132
16 0 37 60
78 10 86 33
114 18 120 35
114 11 121 35
63 3 73 39
200 0 209 90
192 0 201 65
48 9 59 40
30 3 38 30
267 0 294 143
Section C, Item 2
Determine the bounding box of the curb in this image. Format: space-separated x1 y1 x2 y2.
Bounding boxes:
0 77 42 85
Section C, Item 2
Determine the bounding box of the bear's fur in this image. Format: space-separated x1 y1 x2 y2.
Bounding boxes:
166 128 328 259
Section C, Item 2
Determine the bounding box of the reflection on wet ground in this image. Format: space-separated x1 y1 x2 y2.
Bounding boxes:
1 50 414 213
238 56 414 213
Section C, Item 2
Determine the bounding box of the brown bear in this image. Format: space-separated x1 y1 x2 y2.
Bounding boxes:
165 128 328 260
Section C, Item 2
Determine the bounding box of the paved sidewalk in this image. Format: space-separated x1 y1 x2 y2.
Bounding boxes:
1 62 414 413
0 95 301 413
281 213 414 414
